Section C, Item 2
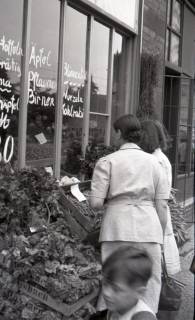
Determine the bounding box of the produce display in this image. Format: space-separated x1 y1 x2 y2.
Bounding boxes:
0 166 101 320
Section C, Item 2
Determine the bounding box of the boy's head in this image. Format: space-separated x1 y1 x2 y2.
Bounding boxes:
102 246 152 314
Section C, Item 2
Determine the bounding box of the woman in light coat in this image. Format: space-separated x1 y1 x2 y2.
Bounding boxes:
89 114 168 315
140 119 180 275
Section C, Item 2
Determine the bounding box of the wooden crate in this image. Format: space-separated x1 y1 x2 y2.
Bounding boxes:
58 185 95 240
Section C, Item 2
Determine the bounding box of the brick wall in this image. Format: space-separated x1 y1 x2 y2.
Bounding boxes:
141 0 167 119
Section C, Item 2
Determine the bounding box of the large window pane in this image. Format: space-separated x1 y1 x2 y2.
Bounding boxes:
26 0 60 163
61 7 87 176
172 0 181 33
90 21 109 114
0 0 23 164
111 33 123 144
170 33 180 65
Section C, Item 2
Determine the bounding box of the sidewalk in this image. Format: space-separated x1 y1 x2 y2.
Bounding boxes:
158 223 194 320
176 223 194 320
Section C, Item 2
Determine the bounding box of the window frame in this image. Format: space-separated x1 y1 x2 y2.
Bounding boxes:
166 0 183 67
18 0 142 179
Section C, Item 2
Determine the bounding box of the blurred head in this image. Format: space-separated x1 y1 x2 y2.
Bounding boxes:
140 119 168 153
113 114 141 147
102 246 152 314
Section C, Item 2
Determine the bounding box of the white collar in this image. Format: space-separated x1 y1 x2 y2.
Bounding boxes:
120 143 141 150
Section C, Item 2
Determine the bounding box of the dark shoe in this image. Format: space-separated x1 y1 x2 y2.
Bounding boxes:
89 310 108 320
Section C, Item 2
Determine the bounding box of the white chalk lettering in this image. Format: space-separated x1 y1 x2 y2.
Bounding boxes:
3 136 14 163
0 95 19 114
64 86 83 103
64 62 86 81
0 135 14 163
0 58 21 77
0 35 22 57
41 95 55 107
0 78 12 93
28 88 54 107
28 88 41 105
28 70 56 91
0 112 10 129
62 104 83 118
29 46 51 69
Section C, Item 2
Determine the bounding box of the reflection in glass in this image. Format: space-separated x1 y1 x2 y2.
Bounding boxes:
170 33 180 65
26 0 60 162
167 0 171 25
172 0 181 33
89 114 107 145
61 7 87 176
0 0 23 163
165 30 170 61
111 33 123 144
90 21 109 113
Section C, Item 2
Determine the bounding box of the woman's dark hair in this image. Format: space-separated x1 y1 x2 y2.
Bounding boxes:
154 120 169 151
102 246 152 287
113 114 141 143
140 119 169 153
140 120 160 153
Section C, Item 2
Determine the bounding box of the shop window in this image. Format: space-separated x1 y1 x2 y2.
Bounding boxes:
166 0 182 66
0 0 23 164
89 20 109 145
26 0 60 163
164 76 193 179
90 21 109 115
60 7 87 176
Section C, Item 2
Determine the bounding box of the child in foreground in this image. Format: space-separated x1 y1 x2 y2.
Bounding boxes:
102 246 157 320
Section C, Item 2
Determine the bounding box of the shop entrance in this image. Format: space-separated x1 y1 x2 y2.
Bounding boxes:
163 73 194 207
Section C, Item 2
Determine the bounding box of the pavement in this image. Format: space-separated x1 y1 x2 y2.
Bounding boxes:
176 223 194 320
158 222 194 320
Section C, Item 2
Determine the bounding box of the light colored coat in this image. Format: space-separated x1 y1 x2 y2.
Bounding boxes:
90 143 169 244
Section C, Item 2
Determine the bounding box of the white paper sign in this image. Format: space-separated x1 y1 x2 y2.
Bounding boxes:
70 181 86 202
35 132 47 144
45 167 53 176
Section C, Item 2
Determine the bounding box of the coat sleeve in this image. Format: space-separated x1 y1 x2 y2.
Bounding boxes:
153 159 170 200
89 158 111 208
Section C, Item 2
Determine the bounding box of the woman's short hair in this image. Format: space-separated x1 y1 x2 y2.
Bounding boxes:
113 114 141 143
102 246 152 287
140 119 168 153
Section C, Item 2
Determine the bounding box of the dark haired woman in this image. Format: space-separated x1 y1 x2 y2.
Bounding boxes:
89 114 168 315
140 119 180 275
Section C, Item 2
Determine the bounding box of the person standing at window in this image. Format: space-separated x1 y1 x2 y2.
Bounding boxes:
89 114 168 315
140 119 180 276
